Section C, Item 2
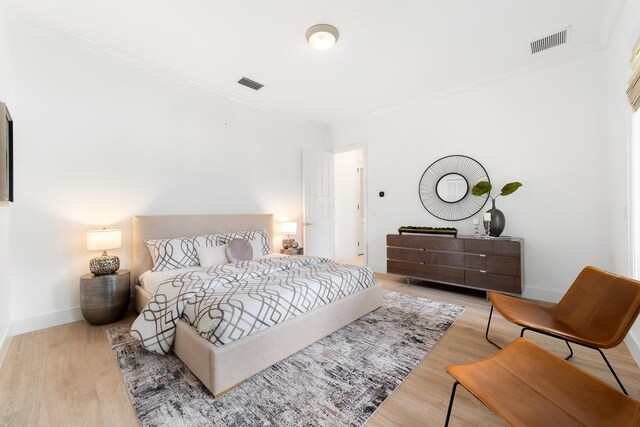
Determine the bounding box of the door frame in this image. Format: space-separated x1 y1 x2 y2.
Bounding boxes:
333 142 368 266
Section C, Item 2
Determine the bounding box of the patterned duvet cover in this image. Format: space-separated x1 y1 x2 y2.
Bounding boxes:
131 256 376 354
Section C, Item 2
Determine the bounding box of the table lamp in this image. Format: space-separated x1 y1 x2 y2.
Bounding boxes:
280 221 298 249
87 228 121 275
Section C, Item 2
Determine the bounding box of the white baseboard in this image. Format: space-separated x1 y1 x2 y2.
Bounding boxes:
11 306 83 336
521 286 564 303
0 322 13 369
625 330 640 368
370 268 563 303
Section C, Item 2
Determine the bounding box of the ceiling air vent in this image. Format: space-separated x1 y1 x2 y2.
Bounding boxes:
530 27 570 54
237 77 264 91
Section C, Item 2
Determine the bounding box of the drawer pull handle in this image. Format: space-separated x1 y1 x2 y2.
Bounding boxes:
480 270 486 273
479 254 486 257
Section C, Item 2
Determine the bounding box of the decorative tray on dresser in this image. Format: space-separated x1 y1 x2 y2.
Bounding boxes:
386 234 523 295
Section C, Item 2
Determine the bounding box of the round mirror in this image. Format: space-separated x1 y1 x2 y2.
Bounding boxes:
418 155 490 221
436 173 469 203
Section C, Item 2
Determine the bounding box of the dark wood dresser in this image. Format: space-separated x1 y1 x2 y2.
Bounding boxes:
387 234 523 295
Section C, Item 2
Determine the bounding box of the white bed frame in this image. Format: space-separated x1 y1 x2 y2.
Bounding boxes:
132 214 383 397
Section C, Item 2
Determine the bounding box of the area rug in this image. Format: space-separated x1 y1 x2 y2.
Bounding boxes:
107 291 464 427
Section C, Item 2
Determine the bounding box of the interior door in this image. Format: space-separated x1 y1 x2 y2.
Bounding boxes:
357 166 365 255
303 150 334 258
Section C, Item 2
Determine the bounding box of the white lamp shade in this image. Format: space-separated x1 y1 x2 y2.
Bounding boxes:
87 229 121 251
280 221 297 234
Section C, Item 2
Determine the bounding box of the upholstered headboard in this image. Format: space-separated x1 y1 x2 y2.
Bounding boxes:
132 214 275 285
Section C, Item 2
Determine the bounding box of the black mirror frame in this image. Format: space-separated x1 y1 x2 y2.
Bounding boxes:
418 155 490 221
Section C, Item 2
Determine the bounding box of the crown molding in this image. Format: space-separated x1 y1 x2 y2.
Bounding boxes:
339 43 605 127
12 11 330 133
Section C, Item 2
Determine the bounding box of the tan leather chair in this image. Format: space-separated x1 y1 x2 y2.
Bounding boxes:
485 266 640 395
445 338 640 426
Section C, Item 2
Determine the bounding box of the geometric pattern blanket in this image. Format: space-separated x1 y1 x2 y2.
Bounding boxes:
131 256 377 354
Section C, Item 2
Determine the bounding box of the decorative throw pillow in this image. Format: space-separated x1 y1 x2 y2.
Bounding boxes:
225 238 253 262
145 234 218 272
216 230 272 255
249 239 264 260
196 245 229 268
145 236 200 272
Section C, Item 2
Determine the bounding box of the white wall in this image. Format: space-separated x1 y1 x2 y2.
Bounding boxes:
604 0 640 364
2 16 330 333
0 1 13 366
334 149 363 260
333 52 608 302
0 207 11 364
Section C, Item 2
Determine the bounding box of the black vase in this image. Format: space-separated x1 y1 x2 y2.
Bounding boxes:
487 199 505 237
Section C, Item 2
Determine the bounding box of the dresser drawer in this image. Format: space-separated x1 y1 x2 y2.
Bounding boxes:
387 260 465 284
486 256 521 276
465 271 521 294
464 240 521 257
387 247 465 268
387 234 463 252
464 254 486 270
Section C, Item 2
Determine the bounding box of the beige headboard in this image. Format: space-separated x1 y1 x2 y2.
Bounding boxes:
132 214 275 285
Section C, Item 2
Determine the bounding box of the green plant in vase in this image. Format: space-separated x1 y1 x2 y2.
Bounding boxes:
471 181 522 237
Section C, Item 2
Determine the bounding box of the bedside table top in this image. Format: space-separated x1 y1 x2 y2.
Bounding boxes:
281 248 303 255
81 269 130 280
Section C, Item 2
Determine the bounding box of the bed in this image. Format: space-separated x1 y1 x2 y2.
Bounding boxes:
131 214 383 397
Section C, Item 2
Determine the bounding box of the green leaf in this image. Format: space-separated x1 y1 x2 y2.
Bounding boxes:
500 182 523 196
472 181 492 196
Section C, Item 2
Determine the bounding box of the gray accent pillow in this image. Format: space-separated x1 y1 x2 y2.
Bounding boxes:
225 238 253 262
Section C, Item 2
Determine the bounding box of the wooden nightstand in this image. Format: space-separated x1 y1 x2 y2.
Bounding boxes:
281 247 304 255
80 269 130 325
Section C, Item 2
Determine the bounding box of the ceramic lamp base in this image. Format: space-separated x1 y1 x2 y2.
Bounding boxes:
282 238 295 249
89 255 120 275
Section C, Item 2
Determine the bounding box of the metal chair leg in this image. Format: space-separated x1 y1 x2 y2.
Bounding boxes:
521 328 573 360
519 328 626 393
564 341 574 360
596 348 628 395
444 381 459 427
485 305 502 350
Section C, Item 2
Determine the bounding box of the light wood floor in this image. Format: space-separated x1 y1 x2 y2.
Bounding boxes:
1 275 639 426
336 254 365 266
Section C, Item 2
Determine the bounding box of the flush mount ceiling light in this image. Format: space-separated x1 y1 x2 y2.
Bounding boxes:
306 24 339 51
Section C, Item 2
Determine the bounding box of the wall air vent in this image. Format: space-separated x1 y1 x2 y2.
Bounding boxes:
237 77 264 91
530 27 570 54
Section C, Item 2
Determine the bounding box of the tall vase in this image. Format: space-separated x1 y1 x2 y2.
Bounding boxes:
487 199 505 237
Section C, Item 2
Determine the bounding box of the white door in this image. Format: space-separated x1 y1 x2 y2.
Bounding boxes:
303 150 334 258
357 166 365 255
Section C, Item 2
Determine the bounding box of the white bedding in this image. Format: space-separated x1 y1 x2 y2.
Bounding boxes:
131 255 377 354
139 253 287 294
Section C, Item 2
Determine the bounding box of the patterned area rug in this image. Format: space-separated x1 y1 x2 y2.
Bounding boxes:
107 291 464 427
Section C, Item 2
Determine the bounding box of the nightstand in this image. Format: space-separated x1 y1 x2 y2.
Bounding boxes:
281 247 304 255
80 269 130 325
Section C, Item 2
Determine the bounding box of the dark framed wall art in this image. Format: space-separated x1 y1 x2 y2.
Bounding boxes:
0 102 13 203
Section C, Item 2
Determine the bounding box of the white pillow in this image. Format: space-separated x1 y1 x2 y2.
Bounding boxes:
250 239 264 260
196 245 229 268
